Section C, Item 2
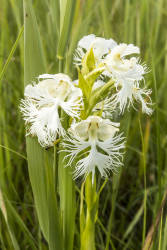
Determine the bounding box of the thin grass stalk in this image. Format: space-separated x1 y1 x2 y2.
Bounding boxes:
0 26 24 82
0 189 20 250
162 216 167 250
100 0 111 37
105 171 122 250
139 117 147 247
158 208 163 250
4 195 38 249
152 56 162 200
9 0 24 67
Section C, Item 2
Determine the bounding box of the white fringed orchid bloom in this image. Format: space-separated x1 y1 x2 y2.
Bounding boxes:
63 116 125 182
20 73 82 147
74 34 116 66
104 43 142 80
110 80 153 115
103 43 152 114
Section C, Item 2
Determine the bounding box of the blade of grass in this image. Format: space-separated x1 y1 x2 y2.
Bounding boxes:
143 188 167 250
162 216 167 250
139 117 147 247
24 1 63 249
0 25 24 82
0 189 20 250
123 202 144 240
57 0 75 59
5 196 38 250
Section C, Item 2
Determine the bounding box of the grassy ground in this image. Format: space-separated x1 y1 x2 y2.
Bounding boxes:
0 0 167 249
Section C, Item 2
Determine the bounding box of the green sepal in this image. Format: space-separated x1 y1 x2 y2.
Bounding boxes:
78 68 91 109
81 47 96 75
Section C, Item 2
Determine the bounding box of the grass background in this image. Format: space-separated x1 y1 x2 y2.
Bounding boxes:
0 0 167 249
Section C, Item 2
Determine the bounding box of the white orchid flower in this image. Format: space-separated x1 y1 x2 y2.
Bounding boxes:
110 80 152 115
104 43 143 79
103 43 152 114
74 34 117 66
63 116 125 182
20 73 82 147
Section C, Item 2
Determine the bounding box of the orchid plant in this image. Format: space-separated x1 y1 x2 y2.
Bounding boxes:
21 34 152 250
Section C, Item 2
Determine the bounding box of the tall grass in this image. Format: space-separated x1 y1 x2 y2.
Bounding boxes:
0 0 167 249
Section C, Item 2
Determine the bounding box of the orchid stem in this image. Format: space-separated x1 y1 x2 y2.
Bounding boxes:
80 174 97 250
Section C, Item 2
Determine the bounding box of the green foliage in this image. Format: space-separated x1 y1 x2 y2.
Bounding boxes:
0 0 167 249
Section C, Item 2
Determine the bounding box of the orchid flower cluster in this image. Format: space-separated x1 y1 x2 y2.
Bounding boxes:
20 34 152 181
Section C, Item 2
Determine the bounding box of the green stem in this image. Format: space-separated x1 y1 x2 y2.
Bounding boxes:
58 58 63 72
80 174 97 250
58 111 76 250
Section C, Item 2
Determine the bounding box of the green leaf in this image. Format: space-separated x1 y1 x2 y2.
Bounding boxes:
24 0 48 239
58 112 76 250
24 0 46 84
24 1 63 249
85 66 104 87
26 138 49 240
49 0 60 39
57 0 75 59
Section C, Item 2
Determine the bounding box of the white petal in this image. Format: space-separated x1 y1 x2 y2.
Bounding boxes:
67 86 82 102
98 119 120 140
24 84 48 99
121 43 140 57
60 100 80 118
92 37 117 59
70 120 89 140
78 34 96 50
38 73 71 83
134 87 153 115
